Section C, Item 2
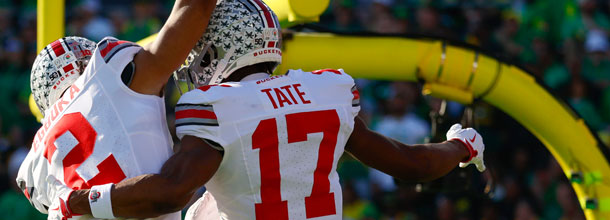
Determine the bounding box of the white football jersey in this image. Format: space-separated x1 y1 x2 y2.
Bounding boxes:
17 37 179 220
176 69 361 219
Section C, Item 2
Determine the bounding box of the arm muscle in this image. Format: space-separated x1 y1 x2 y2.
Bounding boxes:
346 117 469 182
69 136 222 218
130 0 215 95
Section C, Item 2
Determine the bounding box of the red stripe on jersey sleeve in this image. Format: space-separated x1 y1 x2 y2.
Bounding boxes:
312 69 342 75
100 40 130 58
51 40 66 57
198 84 232 92
352 90 360 100
176 109 217 120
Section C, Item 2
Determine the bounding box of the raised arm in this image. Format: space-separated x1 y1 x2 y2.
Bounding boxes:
346 117 485 182
67 135 222 219
129 0 216 95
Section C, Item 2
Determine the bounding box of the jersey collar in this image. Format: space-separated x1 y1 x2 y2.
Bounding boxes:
240 72 270 82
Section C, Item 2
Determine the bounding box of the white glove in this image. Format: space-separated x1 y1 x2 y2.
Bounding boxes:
446 124 486 172
46 176 77 220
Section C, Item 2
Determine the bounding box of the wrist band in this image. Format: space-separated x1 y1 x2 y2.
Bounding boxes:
450 138 477 163
89 183 115 219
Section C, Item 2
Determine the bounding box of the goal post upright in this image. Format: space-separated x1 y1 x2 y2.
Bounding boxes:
37 0 65 52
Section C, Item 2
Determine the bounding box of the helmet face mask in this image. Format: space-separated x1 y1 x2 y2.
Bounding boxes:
174 0 282 92
30 36 96 115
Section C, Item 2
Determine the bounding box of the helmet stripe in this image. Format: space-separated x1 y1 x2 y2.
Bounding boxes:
251 0 275 28
63 37 73 52
248 0 280 49
272 10 281 30
44 46 53 60
249 0 270 11
50 40 66 57
239 0 258 12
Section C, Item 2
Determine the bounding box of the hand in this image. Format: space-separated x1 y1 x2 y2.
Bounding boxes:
446 124 486 172
46 176 77 220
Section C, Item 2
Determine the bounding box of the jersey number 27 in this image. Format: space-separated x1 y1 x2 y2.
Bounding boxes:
253 109 340 219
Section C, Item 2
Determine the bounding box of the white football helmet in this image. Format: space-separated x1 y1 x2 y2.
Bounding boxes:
174 0 282 90
30 36 96 115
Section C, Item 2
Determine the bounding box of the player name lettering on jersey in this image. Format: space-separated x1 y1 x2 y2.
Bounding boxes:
260 83 311 109
32 84 81 151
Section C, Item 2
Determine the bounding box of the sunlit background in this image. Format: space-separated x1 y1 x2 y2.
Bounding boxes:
2 0 610 219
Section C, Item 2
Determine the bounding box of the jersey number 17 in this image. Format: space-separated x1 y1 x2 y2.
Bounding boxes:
253 109 340 219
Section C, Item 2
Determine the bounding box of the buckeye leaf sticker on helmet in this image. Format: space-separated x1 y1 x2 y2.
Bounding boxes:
174 0 282 89
30 36 96 115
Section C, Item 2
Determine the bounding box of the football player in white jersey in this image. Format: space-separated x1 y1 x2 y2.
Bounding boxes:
16 0 216 219
62 0 486 219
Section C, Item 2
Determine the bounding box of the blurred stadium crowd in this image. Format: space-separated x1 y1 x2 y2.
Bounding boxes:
1 0 609 219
